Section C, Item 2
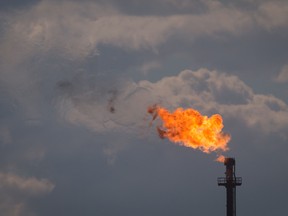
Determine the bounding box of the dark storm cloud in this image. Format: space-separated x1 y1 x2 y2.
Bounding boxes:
1 1 288 216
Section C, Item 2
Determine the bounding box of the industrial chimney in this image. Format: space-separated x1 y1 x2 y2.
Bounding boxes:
218 158 242 216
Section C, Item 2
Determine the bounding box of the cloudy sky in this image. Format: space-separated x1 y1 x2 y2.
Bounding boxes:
0 0 288 215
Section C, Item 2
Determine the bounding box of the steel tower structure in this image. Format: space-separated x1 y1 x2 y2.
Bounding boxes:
218 158 242 216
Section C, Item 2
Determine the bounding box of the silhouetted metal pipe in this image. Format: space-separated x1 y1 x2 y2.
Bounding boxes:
218 158 242 216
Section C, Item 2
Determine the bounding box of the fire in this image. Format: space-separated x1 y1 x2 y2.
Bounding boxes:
148 105 230 159
216 155 226 163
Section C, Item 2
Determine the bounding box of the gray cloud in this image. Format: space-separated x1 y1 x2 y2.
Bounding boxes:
0 172 55 195
1 0 287 121
138 61 162 75
2 0 288 59
255 1 288 29
275 64 288 83
0 201 29 216
140 69 288 135
0 172 54 216
58 68 288 138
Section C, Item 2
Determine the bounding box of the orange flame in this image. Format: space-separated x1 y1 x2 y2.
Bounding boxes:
215 155 226 163
148 105 230 159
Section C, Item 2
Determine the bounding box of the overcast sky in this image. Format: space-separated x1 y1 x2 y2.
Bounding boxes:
0 0 288 215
